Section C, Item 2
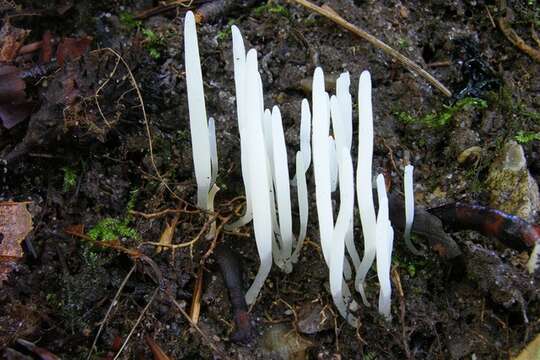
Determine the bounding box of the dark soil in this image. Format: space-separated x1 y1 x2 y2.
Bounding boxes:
1 0 540 359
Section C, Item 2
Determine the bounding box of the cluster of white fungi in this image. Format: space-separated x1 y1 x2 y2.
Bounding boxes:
183 11 417 325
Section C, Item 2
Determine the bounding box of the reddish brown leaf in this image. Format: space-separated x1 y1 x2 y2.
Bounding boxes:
64 224 86 238
56 37 92 66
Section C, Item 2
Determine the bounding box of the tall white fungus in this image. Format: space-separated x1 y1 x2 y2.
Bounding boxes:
356 71 377 303
243 50 273 305
404 164 422 255
375 174 393 320
184 11 212 210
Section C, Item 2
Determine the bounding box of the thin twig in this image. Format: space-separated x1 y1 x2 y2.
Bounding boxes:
290 0 452 97
92 48 191 205
485 5 496 29
113 287 159 360
139 214 216 250
87 264 136 360
392 266 411 360
135 0 195 19
130 207 199 219
166 291 230 359
93 52 121 128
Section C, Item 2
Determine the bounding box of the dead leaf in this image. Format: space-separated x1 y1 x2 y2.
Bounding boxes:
56 37 92 66
0 201 33 284
0 22 30 62
189 266 204 324
156 214 179 254
513 334 540 360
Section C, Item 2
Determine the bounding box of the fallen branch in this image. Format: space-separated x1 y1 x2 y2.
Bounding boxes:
289 0 452 97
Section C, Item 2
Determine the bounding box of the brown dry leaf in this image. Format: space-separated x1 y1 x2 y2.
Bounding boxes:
0 201 33 284
155 214 179 254
513 334 540 360
0 22 30 62
189 266 204 324
56 36 92 66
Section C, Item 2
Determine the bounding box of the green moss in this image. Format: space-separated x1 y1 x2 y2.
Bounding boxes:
62 167 77 192
119 12 164 59
362 352 377 360
88 188 140 241
119 12 142 30
396 97 488 128
141 28 165 59
216 19 236 42
515 131 540 144
254 2 290 17
397 37 411 49
88 218 138 241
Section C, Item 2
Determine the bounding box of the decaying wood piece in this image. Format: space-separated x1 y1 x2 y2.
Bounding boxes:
388 193 462 259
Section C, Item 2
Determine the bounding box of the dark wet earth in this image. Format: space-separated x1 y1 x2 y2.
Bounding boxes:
1 0 540 358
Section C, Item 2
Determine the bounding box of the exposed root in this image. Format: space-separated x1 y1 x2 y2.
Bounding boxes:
497 0 540 63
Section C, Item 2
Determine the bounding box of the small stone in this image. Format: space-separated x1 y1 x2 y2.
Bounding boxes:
447 128 480 159
457 146 482 167
485 141 540 221
295 302 334 335
262 324 312 360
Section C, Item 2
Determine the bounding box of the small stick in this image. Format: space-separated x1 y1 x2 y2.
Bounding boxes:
290 0 452 97
427 60 451 68
392 266 411 360
190 266 204 323
166 292 230 359
87 265 137 360
130 207 199 219
135 0 195 20
485 5 496 29
113 287 159 360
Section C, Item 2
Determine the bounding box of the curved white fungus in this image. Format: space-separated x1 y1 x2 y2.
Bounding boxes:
243 50 273 305
226 25 253 230
184 11 212 210
300 99 312 169
271 106 294 272
375 174 393 321
404 164 422 255
355 71 378 304
292 151 308 263
330 148 359 326
312 67 333 267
